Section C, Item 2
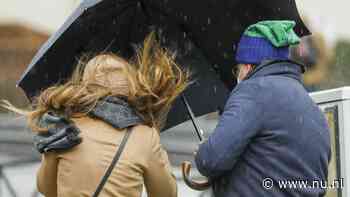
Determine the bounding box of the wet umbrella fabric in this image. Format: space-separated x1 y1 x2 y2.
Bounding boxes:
17 0 230 131
18 0 144 97
146 0 310 89
17 0 308 130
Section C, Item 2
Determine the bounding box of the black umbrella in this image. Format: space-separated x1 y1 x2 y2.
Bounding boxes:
17 0 309 132
146 0 310 89
17 0 230 132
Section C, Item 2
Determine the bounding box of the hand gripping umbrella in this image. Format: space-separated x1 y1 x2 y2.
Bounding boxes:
17 0 309 191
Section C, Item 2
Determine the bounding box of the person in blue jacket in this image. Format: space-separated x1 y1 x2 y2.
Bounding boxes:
195 20 331 196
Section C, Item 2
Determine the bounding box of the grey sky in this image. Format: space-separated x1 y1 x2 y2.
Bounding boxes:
296 0 350 40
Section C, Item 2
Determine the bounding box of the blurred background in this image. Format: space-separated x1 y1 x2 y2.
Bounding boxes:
0 0 349 196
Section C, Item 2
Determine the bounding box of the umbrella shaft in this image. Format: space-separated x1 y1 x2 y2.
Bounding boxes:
181 95 203 141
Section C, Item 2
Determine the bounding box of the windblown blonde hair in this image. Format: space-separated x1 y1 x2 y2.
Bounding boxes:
1 33 190 132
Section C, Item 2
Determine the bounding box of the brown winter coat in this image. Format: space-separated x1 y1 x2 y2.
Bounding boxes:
37 116 177 197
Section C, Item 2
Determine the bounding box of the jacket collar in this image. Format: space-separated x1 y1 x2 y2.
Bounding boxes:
245 60 305 82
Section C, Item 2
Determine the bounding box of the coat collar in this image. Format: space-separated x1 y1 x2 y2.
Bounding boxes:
245 60 305 82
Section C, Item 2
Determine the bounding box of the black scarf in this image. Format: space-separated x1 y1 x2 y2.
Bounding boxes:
34 97 143 153
89 96 143 129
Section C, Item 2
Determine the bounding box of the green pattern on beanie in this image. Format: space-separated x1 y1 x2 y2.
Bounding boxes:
244 20 301 47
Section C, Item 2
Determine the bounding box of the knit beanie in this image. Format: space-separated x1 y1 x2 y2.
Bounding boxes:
235 20 301 65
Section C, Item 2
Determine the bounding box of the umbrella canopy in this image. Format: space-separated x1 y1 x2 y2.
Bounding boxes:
146 0 310 89
17 0 230 131
17 0 309 130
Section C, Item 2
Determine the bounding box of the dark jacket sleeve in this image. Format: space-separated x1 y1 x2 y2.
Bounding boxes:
195 81 264 178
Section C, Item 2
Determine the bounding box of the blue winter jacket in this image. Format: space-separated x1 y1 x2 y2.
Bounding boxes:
195 61 331 197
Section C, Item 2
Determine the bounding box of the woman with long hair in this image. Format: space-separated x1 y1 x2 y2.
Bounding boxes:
2 33 190 197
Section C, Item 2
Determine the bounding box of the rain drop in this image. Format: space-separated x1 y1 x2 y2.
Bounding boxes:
161 37 166 44
207 18 211 25
298 116 304 124
185 41 193 53
233 44 237 50
184 15 188 21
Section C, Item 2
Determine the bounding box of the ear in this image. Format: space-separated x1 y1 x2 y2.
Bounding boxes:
247 64 254 72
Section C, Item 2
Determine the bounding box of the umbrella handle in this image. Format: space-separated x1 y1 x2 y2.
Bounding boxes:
181 161 211 191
